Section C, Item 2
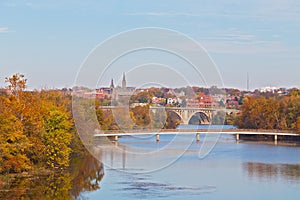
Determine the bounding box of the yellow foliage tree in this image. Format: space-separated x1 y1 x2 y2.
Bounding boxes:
0 96 32 173
297 117 300 133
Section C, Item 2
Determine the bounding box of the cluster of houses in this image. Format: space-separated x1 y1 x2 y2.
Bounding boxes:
161 93 241 109
45 75 296 110
1 72 296 111
76 88 242 110
258 87 289 95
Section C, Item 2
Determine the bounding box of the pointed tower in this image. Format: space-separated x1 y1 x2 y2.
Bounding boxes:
122 72 126 88
110 78 114 89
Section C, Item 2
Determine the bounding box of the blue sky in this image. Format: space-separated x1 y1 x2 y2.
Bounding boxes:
0 0 300 90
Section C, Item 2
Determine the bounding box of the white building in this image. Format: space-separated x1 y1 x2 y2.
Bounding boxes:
260 87 277 93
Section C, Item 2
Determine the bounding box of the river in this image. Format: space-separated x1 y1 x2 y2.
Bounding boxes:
1 130 300 199
88 133 300 200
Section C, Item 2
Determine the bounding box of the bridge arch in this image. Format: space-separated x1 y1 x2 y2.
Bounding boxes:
188 111 211 125
165 110 182 128
164 109 212 125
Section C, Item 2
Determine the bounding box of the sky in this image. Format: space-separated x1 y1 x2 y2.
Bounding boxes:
0 0 300 90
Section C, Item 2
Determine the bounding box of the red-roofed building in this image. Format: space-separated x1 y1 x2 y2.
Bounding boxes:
198 93 213 108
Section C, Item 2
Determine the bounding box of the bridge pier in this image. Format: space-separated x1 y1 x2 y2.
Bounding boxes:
274 135 278 145
196 133 200 142
156 134 160 142
114 135 119 142
236 134 239 142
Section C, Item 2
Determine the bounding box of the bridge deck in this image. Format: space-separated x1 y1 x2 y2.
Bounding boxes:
100 106 238 111
94 131 299 137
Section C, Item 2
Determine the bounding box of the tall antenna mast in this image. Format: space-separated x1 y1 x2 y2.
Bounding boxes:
247 72 250 91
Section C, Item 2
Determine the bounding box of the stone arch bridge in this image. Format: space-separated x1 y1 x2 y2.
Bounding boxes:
158 107 213 125
101 106 238 125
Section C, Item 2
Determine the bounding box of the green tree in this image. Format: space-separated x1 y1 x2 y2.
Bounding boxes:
44 108 72 169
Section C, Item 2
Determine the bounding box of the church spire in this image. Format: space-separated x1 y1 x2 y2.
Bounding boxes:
122 72 126 88
110 78 114 88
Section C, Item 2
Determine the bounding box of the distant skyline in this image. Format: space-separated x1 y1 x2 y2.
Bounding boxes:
1 0 300 90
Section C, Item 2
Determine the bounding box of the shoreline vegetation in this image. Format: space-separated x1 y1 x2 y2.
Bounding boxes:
0 73 299 192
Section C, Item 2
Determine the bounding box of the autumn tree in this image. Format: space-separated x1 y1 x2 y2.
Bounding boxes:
249 97 280 129
235 96 255 128
235 94 300 132
5 73 27 100
0 74 81 173
130 105 151 128
0 74 36 173
0 96 32 173
297 117 300 133
3 74 46 166
130 91 153 103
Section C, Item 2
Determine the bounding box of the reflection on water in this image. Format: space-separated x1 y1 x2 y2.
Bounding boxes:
69 153 104 199
92 134 203 173
244 162 300 182
0 153 104 200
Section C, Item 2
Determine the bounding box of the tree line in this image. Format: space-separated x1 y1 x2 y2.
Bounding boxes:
235 90 300 132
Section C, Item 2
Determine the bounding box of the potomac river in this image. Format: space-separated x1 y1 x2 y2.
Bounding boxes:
82 125 300 200
1 126 300 199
